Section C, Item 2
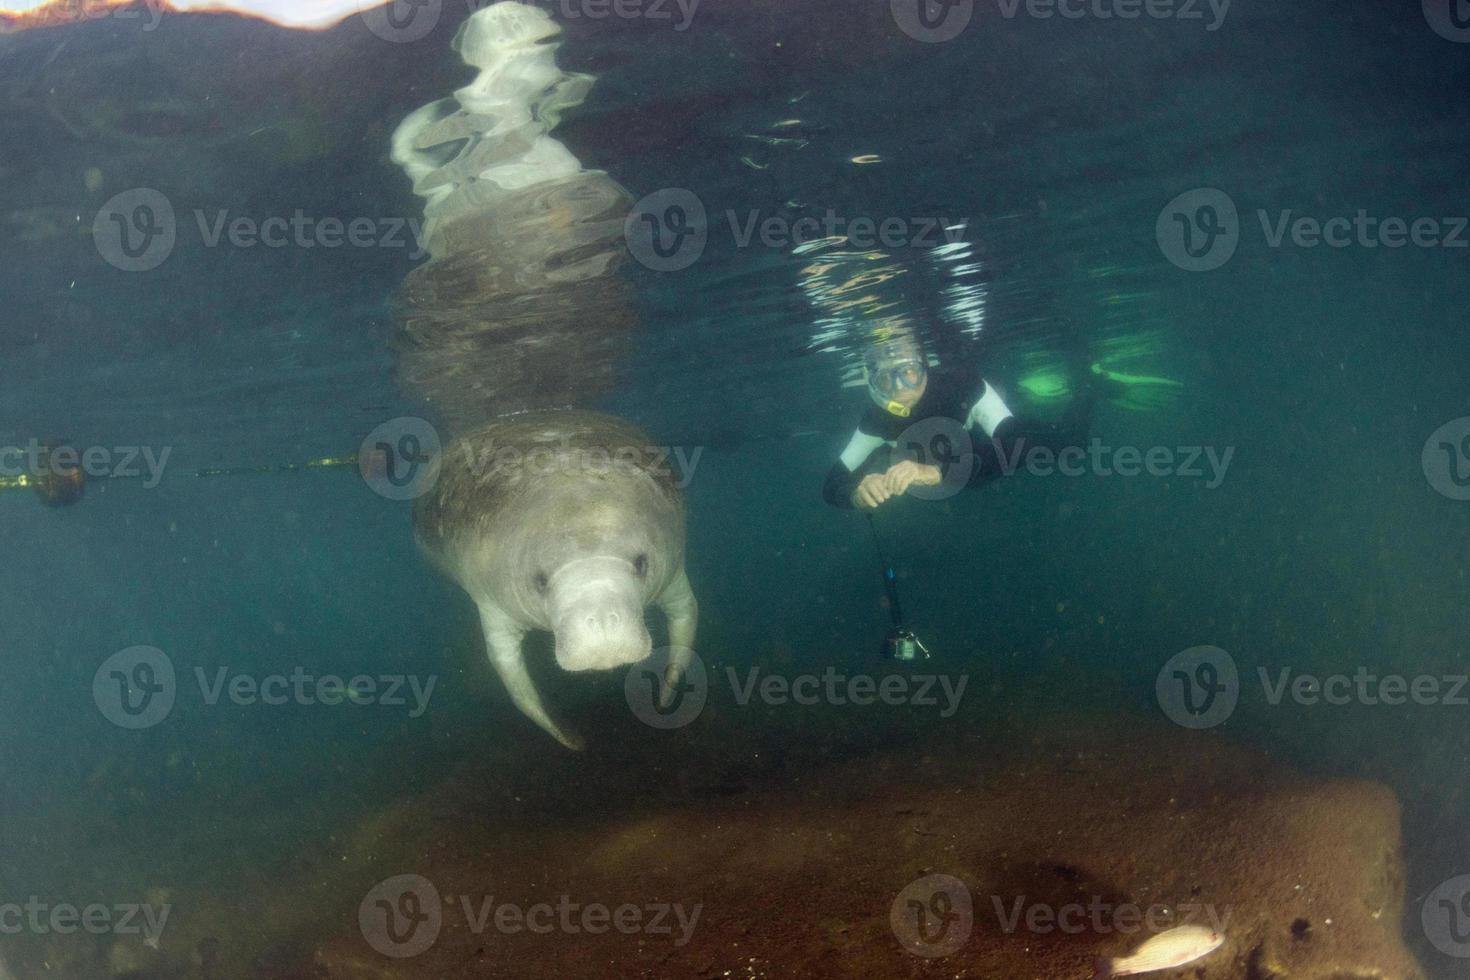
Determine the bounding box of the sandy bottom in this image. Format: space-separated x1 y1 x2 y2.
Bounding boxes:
13 670 1429 980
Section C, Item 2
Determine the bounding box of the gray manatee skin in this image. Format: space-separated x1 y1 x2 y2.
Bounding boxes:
414 409 698 749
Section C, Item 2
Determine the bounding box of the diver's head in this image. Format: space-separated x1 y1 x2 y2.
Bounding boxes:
864 339 928 416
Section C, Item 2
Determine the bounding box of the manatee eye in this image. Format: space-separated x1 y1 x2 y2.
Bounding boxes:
633 554 648 577
534 571 549 594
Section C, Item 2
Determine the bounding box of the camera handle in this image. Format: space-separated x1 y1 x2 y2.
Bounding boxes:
866 513 907 631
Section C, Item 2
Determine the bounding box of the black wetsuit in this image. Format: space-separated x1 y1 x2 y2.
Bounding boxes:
822 365 1094 509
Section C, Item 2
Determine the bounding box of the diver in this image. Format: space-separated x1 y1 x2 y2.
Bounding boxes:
822 334 1104 510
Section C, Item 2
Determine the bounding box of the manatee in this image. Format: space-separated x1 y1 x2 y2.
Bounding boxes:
414 410 698 749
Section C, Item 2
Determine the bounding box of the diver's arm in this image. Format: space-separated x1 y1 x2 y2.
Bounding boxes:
955 380 1023 489
963 379 1015 437
960 379 1095 489
822 429 888 509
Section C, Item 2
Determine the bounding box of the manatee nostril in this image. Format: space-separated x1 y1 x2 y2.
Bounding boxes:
607 611 621 628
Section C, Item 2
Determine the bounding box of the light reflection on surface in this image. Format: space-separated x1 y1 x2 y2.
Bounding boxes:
0 0 389 31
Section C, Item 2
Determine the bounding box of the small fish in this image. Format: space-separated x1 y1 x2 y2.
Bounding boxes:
1093 925 1224 978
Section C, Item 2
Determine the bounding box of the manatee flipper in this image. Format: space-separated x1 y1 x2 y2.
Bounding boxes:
479 600 585 751
656 569 699 709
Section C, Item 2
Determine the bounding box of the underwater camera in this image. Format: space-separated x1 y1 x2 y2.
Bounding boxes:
867 514 932 663
880 626 930 663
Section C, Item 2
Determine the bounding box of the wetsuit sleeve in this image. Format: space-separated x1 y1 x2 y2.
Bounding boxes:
963 387 1096 488
822 428 890 509
963 379 1015 437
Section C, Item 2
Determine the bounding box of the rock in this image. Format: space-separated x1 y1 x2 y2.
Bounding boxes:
70 710 1424 980
297 716 1424 979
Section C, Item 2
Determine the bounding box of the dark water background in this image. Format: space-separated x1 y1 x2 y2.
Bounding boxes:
1 0 1468 975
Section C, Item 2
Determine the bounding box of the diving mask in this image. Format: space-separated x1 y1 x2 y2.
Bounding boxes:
865 352 927 415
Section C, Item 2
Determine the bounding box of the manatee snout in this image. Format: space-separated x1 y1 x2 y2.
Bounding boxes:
413 411 698 748
548 556 652 671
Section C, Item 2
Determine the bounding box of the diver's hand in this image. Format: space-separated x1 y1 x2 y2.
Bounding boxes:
852 473 893 510
884 461 942 496
852 463 942 509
